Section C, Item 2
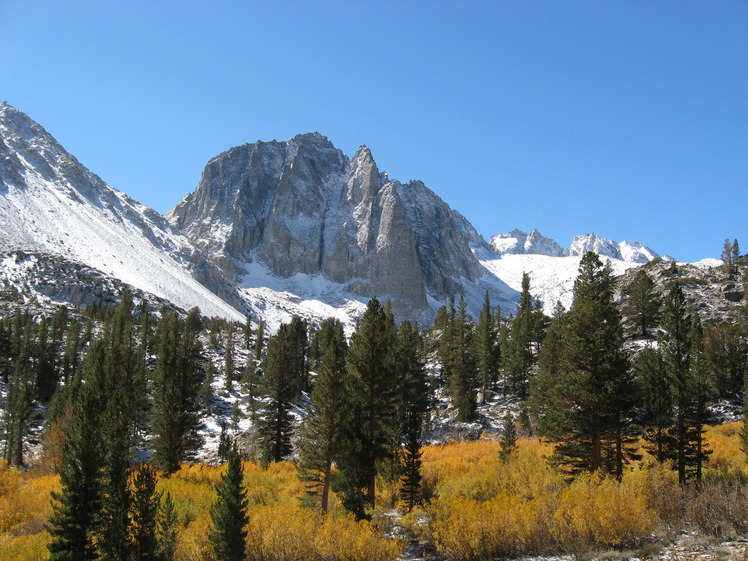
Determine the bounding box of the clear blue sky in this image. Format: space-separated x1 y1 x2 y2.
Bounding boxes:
2 1 746 262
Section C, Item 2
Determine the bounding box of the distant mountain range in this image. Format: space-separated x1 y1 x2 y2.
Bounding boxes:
1 102 696 328
490 229 661 263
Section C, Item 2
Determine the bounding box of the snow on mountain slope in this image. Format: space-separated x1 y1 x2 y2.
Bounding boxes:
0 102 244 320
237 259 369 333
476 249 644 313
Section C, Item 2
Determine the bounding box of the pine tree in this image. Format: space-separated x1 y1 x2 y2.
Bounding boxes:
445 297 477 421
660 283 712 485
732 239 741 274
298 318 349 512
254 321 265 360
224 323 235 392
241 359 260 422
152 310 205 473
533 301 565 393
243 315 253 350
395 321 429 512
209 443 249 561
622 269 661 338
722 239 739 279
535 252 634 476
130 464 162 561
2 313 34 466
341 298 399 513
61 319 81 386
35 317 58 402
288 316 310 399
474 292 500 404
157 493 179 561
47 346 107 561
502 273 537 398
437 296 457 384
259 321 300 463
499 414 517 461
704 322 748 399
636 347 676 464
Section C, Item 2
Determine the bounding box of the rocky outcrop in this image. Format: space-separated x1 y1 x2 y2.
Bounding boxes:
167 133 487 319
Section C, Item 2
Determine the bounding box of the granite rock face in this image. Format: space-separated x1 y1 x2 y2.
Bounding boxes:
167 133 486 318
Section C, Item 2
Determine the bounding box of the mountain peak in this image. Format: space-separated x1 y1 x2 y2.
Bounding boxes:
490 229 659 264
489 229 564 257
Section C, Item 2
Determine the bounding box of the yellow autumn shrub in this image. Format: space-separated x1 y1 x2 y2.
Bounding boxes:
705 421 746 471
245 501 402 561
552 470 656 549
0 464 60 561
0 533 51 561
430 494 530 559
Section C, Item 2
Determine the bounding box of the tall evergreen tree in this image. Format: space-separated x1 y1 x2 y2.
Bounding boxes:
298 318 349 512
475 292 500 404
209 443 249 561
622 269 661 338
636 347 675 464
47 343 108 561
722 239 740 279
129 464 162 561
340 298 399 514
444 297 477 421
94 293 145 561
533 301 565 393
241 359 261 422
502 273 539 397
151 309 205 473
2 313 34 466
534 252 634 476
704 322 748 399
660 283 712 485
288 316 310 399
35 317 58 402
3 361 34 466
395 321 429 512
259 321 301 463
254 321 265 360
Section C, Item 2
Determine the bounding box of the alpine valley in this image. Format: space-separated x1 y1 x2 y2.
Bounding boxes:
0 102 716 328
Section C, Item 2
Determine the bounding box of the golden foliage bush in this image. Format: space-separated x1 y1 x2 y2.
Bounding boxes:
159 461 402 561
426 439 658 559
245 502 401 561
704 422 746 471
551 470 655 549
0 422 746 561
0 463 60 561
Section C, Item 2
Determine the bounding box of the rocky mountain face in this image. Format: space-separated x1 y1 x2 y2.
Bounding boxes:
0 102 244 320
167 133 487 320
490 229 659 264
1 102 700 329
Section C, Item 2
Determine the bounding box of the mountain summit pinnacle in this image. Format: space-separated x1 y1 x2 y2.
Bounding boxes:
167 134 488 321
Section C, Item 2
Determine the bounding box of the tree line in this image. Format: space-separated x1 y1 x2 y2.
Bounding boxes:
0 247 746 559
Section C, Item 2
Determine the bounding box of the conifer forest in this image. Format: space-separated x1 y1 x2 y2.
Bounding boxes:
2 250 748 561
